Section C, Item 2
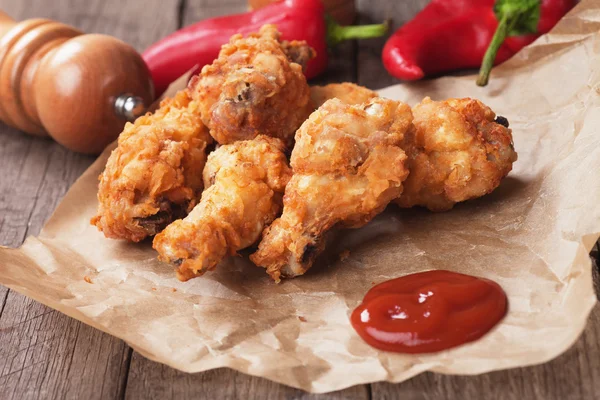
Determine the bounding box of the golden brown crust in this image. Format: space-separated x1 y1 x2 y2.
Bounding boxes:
281 40 316 71
91 90 212 242
153 135 292 281
310 83 379 109
189 24 313 147
396 97 518 211
250 98 412 281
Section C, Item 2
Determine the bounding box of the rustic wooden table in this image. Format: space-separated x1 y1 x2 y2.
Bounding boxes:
0 0 599 399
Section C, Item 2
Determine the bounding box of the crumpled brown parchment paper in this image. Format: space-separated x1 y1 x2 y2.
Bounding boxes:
1 0 600 393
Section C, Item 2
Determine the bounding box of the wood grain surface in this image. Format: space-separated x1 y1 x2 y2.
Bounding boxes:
0 1 598 399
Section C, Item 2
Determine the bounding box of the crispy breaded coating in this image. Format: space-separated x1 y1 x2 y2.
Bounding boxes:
281 40 315 69
310 82 379 108
250 98 412 281
153 135 292 281
189 24 314 147
396 97 518 211
91 90 212 242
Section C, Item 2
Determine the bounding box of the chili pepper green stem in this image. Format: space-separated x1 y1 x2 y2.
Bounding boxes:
326 16 389 47
477 14 511 86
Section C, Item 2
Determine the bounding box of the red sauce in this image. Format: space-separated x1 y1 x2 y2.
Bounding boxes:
350 270 507 353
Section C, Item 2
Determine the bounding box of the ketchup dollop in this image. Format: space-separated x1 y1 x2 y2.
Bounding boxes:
351 270 507 353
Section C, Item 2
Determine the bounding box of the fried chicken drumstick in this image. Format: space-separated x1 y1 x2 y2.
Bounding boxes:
190 24 314 147
397 97 517 211
250 98 412 282
153 135 292 281
91 91 212 242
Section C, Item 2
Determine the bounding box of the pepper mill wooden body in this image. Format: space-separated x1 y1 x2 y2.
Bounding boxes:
0 11 154 154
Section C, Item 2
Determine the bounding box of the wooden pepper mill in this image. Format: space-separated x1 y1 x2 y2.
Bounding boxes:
0 11 154 154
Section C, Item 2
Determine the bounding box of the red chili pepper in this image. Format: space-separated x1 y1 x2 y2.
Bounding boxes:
143 0 388 96
382 0 575 83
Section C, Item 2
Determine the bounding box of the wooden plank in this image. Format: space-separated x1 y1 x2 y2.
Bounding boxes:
592 245 599 296
0 291 131 400
355 0 429 90
125 352 369 400
0 0 598 399
0 0 179 51
0 0 180 399
182 0 247 21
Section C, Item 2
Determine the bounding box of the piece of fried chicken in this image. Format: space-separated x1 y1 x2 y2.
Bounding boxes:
91 90 212 242
189 24 314 147
153 135 292 281
310 82 378 108
250 98 412 282
396 97 517 211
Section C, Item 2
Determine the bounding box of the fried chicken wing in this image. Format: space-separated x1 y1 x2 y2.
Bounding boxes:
250 98 412 281
396 97 518 211
91 90 212 242
190 24 314 147
310 82 378 108
153 135 292 281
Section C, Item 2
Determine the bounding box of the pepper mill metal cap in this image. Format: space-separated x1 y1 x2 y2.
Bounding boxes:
114 94 148 122
0 11 154 154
